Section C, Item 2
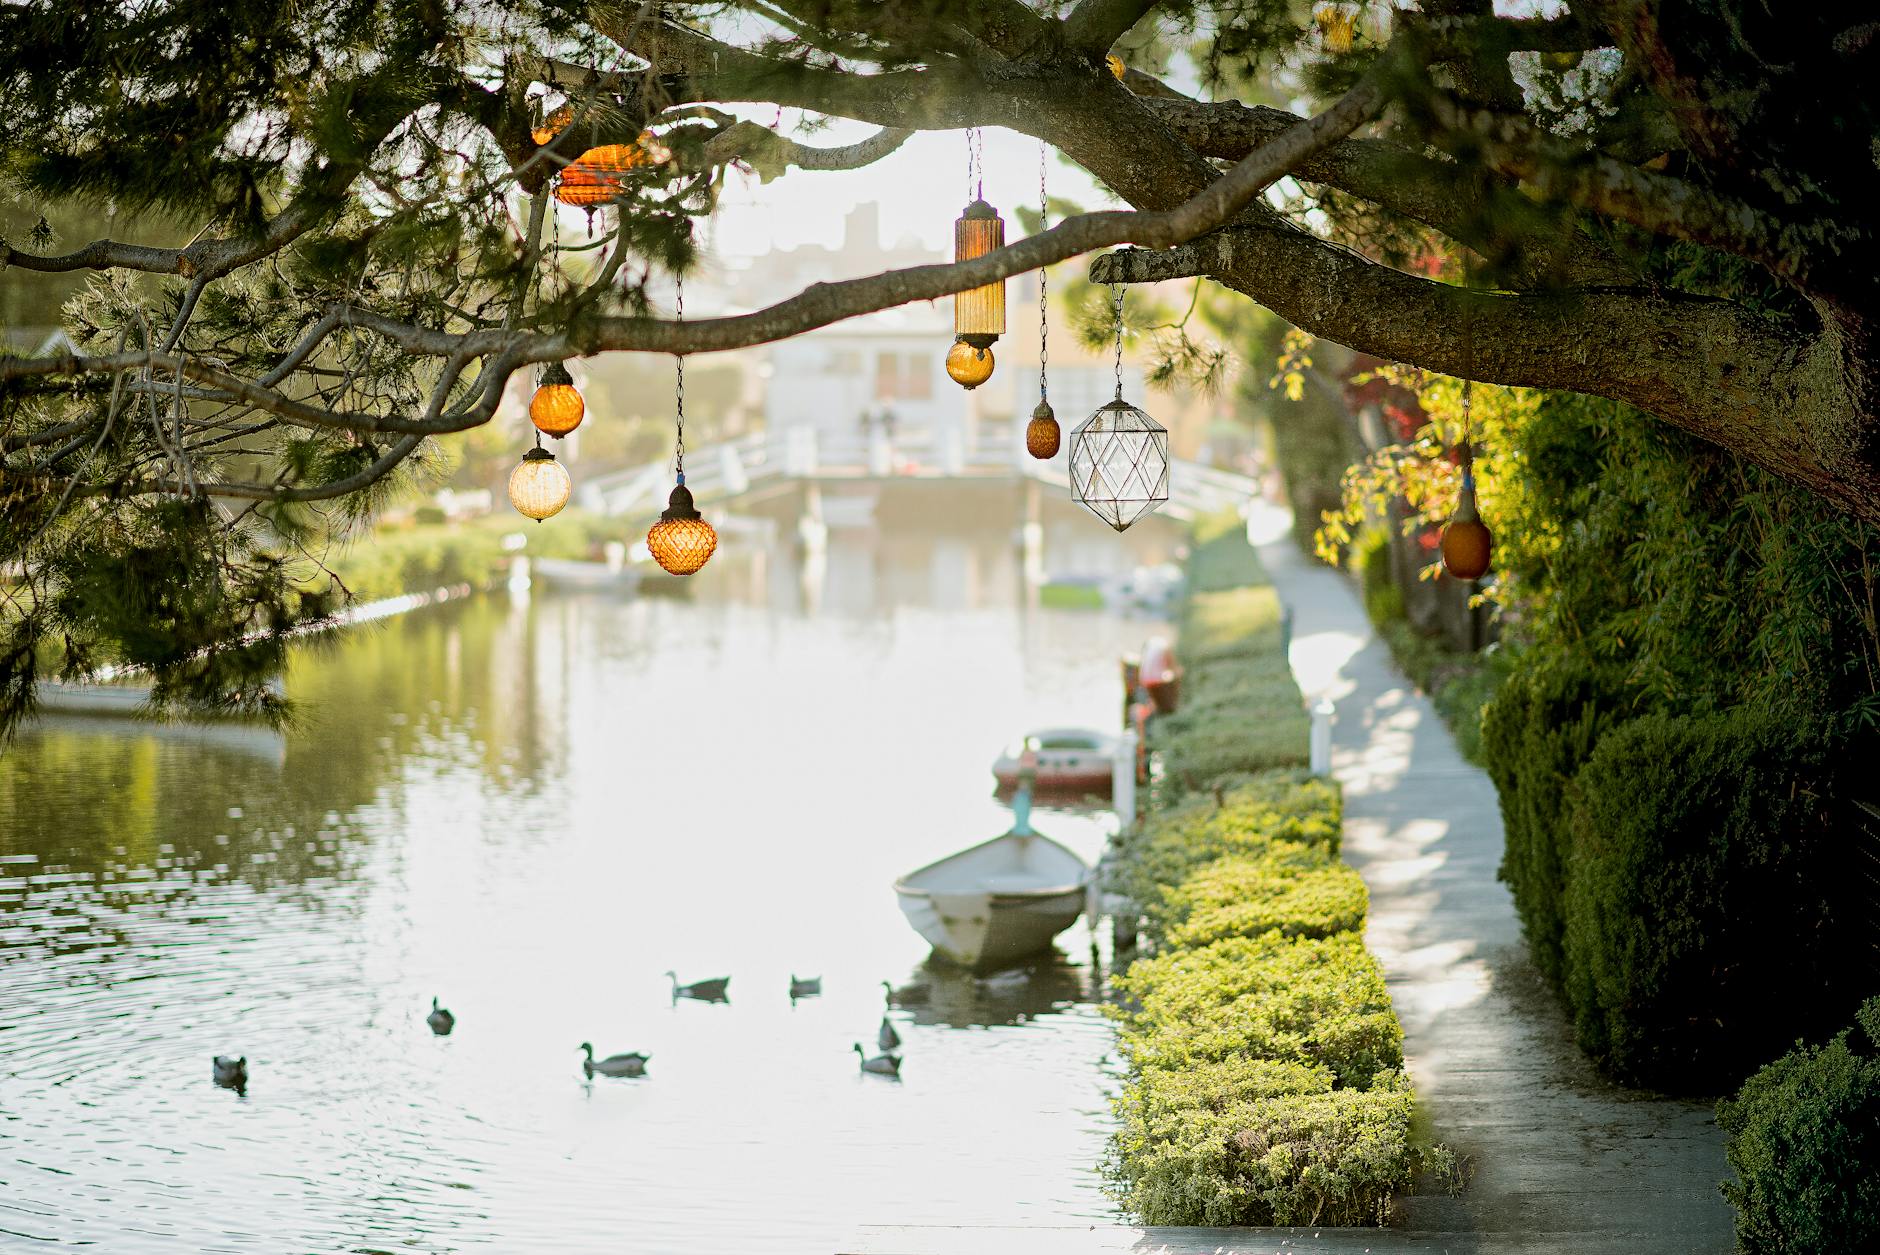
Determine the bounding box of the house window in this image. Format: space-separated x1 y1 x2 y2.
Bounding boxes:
826 349 862 375
875 351 933 400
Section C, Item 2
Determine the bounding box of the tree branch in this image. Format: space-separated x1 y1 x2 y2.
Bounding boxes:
1061 0 1160 55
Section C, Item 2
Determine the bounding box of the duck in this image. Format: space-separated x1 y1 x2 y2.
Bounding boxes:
789 974 821 1001
426 997 455 1036
580 1042 650 1078
853 1043 901 1077
212 1055 247 1092
881 978 931 1007
665 971 730 1003
877 1016 902 1052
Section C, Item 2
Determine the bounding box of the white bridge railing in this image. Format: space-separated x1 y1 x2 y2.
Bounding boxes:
576 423 1254 522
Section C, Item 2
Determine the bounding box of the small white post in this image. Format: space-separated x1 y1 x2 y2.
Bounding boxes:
1310 698 1335 776
1113 729 1139 830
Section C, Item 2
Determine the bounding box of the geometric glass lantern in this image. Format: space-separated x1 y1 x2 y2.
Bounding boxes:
509 446 572 521
530 362 585 437
1068 399 1169 531
1068 278 1169 531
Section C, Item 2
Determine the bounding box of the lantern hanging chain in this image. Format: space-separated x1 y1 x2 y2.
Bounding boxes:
674 275 686 482
1460 254 1474 470
1112 281 1125 401
1038 139 1049 403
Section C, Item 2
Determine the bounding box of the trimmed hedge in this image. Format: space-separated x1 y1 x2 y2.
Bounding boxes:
1480 654 1631 986
1718 997 1880 1254
1106 514 1435 1227
1563 705 1858 1090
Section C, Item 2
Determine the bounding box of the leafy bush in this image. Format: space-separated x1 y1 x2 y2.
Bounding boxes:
1110 771 1342 928
1562 705 1861 1090
1718 997 1880 1254
1165 853 1368 947
1117 932 1403 1088
1480 654 1630 986
1110 1067 1421 1227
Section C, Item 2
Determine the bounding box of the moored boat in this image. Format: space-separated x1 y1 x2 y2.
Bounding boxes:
990 728 1116 797
894 804 1093 972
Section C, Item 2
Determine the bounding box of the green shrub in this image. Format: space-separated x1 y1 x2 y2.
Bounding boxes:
1562 705 1860 1090
1117 932 1402 1089
1109 1068 1421 1227
1165 853 1368 947
1111 771 1342 926
1718 997 1880 1254
1356 527 1404 629
1480 654 1630 986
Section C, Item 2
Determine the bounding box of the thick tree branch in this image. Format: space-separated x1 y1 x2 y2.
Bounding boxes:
1061 0 1159 55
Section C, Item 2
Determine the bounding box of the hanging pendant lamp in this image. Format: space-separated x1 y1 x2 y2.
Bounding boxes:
510 445 572 521
530 362 585 437
948 129 1006 390
1069 279 1169 531
1440 380 1493 580
1026 141 1060 460
645 278 717 576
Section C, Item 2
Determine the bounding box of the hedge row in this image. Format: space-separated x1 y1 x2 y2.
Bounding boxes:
1482 659 1868 1092
1151 521 1310 791
1106 515 1436 1227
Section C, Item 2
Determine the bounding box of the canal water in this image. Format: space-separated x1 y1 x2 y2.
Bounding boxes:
0 525 1169 1252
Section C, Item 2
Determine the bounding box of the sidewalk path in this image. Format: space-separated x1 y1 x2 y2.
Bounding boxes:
1246 502 1735 1254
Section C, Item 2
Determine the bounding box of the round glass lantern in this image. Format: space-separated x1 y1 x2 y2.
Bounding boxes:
530 362 585 437
1068 399 1170 532
946 339 995 389
646 480 718 575
1025 399 1061 459
509 447 572 521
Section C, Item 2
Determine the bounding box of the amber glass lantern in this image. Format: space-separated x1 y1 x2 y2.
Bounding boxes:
1105 53 1127 80
553 138 668 207
509 447 572 522
1441 469 1493 580
946 339 995 389
530 362 585 437
533 99 576 146
647 478 717 575
951 199 1005 385
1026 399 1061 459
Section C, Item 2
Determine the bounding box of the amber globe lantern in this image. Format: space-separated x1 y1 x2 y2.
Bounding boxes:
1026 399 1061 459
1440 469 1493 580
647 478 717 575
509 446 572 522
530 362 585 437
946 338 995 390
533 99 576 147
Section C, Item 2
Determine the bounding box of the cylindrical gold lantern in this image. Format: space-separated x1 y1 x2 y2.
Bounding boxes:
509 447 572 521
953 199 1006 353
646 480 718 576
1440 470 1493 580
1026 399 1061 459
946 339 995 389
530 362 585 437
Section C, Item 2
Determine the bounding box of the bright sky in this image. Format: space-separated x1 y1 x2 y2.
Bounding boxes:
704 116 1115 259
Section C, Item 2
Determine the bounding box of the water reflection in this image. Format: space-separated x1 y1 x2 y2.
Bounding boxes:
0 516 1171 1252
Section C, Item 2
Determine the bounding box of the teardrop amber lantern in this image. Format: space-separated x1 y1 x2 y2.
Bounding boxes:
530 362 585 437
1440 472 1493 580
1026 400 1061 459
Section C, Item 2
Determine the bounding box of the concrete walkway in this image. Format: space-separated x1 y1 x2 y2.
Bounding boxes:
1245 502 1735 1254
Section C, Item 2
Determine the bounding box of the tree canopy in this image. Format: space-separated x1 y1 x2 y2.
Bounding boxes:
2 0 1876 733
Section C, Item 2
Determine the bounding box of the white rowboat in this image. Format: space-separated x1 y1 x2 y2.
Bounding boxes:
894 827 1093 972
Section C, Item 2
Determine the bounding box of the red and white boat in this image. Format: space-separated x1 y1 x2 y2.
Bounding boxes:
991 728 1117 798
